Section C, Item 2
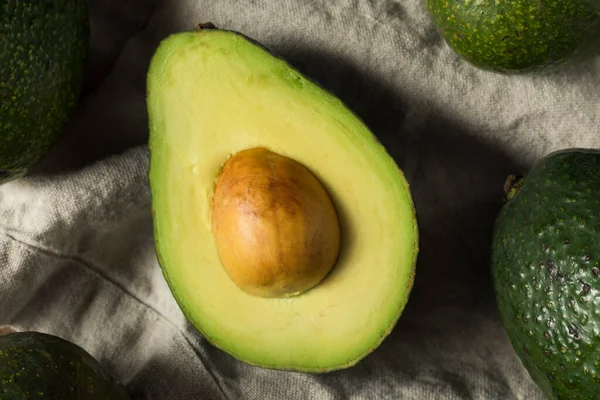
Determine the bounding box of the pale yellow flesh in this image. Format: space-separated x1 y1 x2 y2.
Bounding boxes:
148 30 418 371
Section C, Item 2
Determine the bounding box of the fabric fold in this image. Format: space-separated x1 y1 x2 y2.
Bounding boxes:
2 0 600 398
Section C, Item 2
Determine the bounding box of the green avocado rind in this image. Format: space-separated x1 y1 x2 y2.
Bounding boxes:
0 0 89 184
425 0 600 74
492 149 600 399
0 331 129 400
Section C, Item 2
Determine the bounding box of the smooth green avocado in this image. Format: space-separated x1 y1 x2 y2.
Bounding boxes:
492 149 600 399
426 0 600 74
0 331 129 399
147 25 419 372
0 0 89 184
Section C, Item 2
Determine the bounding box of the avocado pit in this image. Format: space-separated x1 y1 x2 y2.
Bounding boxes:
211 147 341 298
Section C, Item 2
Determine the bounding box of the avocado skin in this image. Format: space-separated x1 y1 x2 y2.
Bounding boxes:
492 149 600 399
0 0 89 184
425 0 600 74
0 331 130 399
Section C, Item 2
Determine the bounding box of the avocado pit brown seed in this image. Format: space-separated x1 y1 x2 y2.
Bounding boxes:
211 147 341 298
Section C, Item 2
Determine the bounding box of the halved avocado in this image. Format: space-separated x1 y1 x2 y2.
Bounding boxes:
147 25 419 372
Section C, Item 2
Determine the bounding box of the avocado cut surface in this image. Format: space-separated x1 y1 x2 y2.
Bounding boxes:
0 0 89 184
492 149 600 399
0 331 129 399
425 0 600 74
147 28 419 372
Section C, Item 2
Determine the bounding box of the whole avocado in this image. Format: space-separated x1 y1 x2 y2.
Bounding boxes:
425 0 600 74
492 149 600 399
0 0 89 184
0 331 130 399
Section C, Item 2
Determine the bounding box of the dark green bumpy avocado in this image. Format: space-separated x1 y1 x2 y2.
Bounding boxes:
0 0 89 184
492 149 600 399
425 0 600 74
0 331 130 399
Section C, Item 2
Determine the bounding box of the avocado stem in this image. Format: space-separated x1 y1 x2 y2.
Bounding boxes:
0 326 17 336
194 22 217 31
504 174 524 200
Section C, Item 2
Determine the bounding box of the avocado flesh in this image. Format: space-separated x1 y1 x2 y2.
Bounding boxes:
0 0 89 183
0 331 129 399
426 0 600 74
147 29 419 372
492 149 600 399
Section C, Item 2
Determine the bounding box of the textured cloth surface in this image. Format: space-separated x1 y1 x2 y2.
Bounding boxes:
2 0 600 399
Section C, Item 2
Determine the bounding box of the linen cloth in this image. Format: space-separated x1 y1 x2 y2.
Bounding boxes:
2 0 599 398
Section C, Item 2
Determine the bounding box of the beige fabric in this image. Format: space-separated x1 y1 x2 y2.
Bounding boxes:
2 0 599 398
